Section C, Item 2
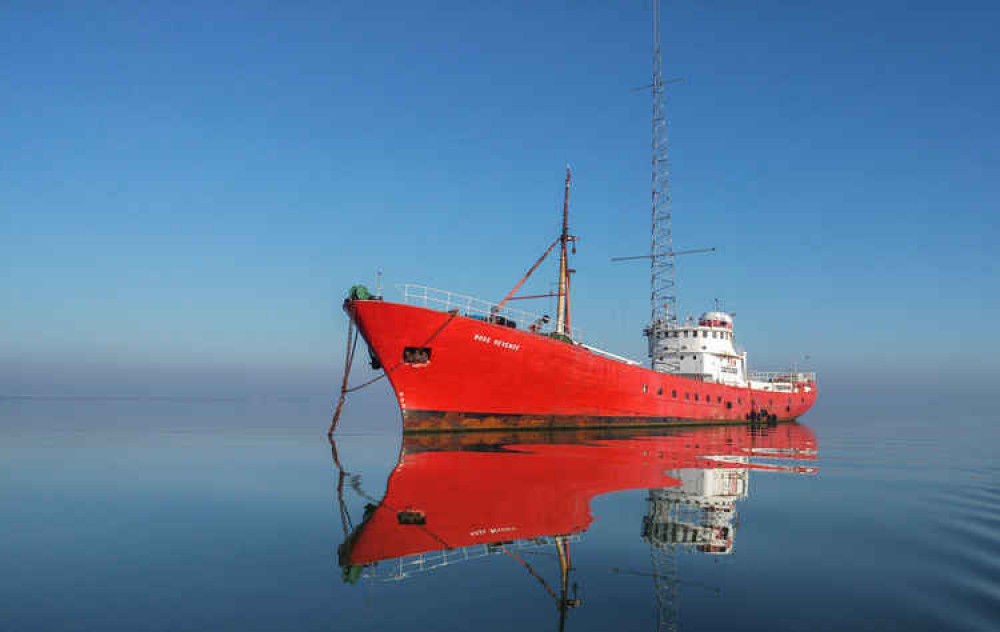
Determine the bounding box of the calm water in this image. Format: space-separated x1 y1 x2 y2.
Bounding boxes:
2 396 998 631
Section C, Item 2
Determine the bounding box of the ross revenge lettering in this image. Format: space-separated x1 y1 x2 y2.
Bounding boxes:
472 333 521 352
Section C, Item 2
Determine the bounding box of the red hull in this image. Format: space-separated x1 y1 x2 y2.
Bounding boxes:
348 299 817 432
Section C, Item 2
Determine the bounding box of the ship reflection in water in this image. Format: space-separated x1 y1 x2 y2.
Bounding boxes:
331 424 817 630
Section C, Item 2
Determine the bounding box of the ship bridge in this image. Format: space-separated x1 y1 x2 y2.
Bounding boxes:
647 310 747 386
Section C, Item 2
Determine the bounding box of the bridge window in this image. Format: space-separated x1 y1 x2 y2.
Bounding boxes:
642 384 648 393
703 331 709 338
717 396 722 403
713 332 718 338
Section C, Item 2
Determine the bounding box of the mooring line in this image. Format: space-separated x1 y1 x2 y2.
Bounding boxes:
328 309 459 436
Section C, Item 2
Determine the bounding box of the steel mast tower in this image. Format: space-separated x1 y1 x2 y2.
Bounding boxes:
646 0 678 369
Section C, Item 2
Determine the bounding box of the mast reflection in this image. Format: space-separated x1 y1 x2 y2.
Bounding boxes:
332 424 817 629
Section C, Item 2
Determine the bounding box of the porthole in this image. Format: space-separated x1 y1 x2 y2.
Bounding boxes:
726 402 733 409
685 393 689 400
657 387 663 395
642 384 648 393
672 390 677 398
694 394 699 401
717 396 722 403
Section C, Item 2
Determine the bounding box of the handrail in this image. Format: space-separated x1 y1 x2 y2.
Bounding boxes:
398 284 583 340
363 534 582 583
748 371 817 383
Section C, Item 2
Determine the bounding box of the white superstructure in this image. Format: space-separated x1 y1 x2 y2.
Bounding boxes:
646 311 747 386
646 310 817 397
643 465 748 555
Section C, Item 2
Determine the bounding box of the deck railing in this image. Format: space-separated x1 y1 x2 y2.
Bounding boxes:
748 371 816 383
362 534 583 583
746 371 816 393
399 283 583 340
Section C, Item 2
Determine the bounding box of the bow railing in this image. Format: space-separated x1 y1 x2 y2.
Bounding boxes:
399 284 583 340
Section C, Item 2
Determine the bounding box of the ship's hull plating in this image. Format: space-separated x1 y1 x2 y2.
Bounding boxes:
347 300 817 432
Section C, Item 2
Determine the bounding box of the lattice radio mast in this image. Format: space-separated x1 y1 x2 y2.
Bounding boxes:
649 0 676 329
613 1 713 370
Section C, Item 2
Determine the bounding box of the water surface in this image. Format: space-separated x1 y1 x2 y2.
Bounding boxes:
1 397 997 631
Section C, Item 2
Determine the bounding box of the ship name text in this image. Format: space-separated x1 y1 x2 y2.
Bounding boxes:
473 333 521 352
470 525 518 537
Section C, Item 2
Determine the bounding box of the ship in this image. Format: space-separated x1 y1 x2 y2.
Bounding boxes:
337 3 816 433
332 424 818 628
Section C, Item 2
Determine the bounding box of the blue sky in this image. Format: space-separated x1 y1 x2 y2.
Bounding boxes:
2 1 997 397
